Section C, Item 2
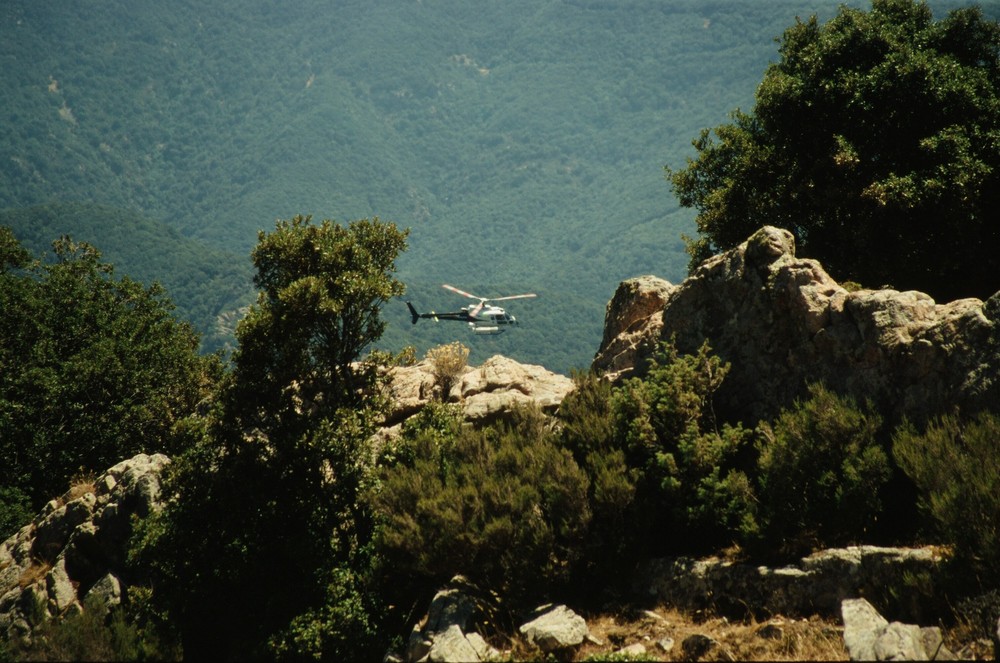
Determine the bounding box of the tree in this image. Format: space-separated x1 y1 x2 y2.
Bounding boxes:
0 229 215 536
134 216 409 660
669 0 1000 301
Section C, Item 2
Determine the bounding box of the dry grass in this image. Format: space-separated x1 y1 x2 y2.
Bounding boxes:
18 558 53 589
62 471 97 504
498 603 997 661
567 607 848 661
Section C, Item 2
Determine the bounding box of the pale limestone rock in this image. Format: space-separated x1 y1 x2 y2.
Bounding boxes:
519 604 589 653
594 225 1000 424
386 355 574 428
0 453 171 642
842 598 889 661
593 275 674 379
841 598 954 661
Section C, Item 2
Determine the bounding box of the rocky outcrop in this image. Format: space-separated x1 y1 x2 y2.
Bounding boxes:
593 226 1000 424
639 545 945 623
385 354 575 428
594 275 675 379
402 576 501 663
0 454 169 644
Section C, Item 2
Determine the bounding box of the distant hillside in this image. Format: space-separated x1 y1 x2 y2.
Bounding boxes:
1 203 253 353
3 0 991 371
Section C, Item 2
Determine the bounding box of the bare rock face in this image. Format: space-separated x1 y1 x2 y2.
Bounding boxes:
593 275 675 380
385 354 575 429
402 575 502 663
0 453 170 644
593 225 1000 424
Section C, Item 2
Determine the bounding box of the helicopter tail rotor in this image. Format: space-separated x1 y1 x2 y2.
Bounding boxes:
406 302 420 325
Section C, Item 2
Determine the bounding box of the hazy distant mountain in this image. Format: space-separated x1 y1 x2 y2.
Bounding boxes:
4 0 989 371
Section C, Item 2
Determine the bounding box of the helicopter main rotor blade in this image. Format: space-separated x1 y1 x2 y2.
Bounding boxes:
469 301 485 318
490 293 538 302
442 284 482 301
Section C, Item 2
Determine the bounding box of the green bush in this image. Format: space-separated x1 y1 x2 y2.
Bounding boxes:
611 341 756 554
754 384 890 556
374 404 591 609
559 372 638 583
0 485 33 542
893 411 1000 589
5 596 179 662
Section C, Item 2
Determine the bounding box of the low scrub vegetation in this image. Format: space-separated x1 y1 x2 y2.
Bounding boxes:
3 217 998 660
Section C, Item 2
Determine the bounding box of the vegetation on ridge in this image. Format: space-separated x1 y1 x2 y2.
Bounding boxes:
670 0 1000 301
3 0 1000 660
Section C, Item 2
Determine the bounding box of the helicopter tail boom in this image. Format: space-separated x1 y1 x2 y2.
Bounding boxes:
406 302 420 325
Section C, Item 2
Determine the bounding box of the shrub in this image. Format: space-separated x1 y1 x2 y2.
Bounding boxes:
0 485 33 541
425 341 469 399
559 372 637 581
374 404 591 609
893 411 1000 589
754 383 890 556
5 596 179 661
611 341 756 554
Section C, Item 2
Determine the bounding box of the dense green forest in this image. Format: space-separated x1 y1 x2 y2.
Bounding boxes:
0 0 837 371
1 0 996 370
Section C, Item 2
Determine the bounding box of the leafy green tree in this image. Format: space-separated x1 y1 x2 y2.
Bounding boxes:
669 0 1000 301
134 216 408 660
0 229 215 537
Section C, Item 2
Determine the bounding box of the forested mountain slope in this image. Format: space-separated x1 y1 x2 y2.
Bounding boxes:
3 0 991 371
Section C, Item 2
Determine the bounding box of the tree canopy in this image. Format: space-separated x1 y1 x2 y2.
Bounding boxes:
0 228 215 538
669 0 1000 302
135 216 408 660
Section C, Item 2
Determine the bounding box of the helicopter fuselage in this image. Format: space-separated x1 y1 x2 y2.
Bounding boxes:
406 285 535 335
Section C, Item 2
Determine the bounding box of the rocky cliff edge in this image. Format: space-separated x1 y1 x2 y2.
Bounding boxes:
593 225 1000 424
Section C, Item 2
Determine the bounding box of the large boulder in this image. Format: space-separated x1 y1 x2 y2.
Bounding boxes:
518 604 589 653
594 275 675 379
385 354 575 428
593 226 1000 424
401 575 501 663
0 453 170 644
841 598 954 661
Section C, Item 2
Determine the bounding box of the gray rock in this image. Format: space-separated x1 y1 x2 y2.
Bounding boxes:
84 573 122 613
841 598 955 661
681 633 733 661
45 557 77 614
519 604 589 653
427 624 481 662
405 576 499 663
616 643 647 657
594 225 1000 424
842 598 889 661
0 453 171 642
640 545 944 620
386 356 574 429
873 622 927 661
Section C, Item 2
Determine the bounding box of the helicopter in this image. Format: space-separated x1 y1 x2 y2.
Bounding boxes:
407 284 537 335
